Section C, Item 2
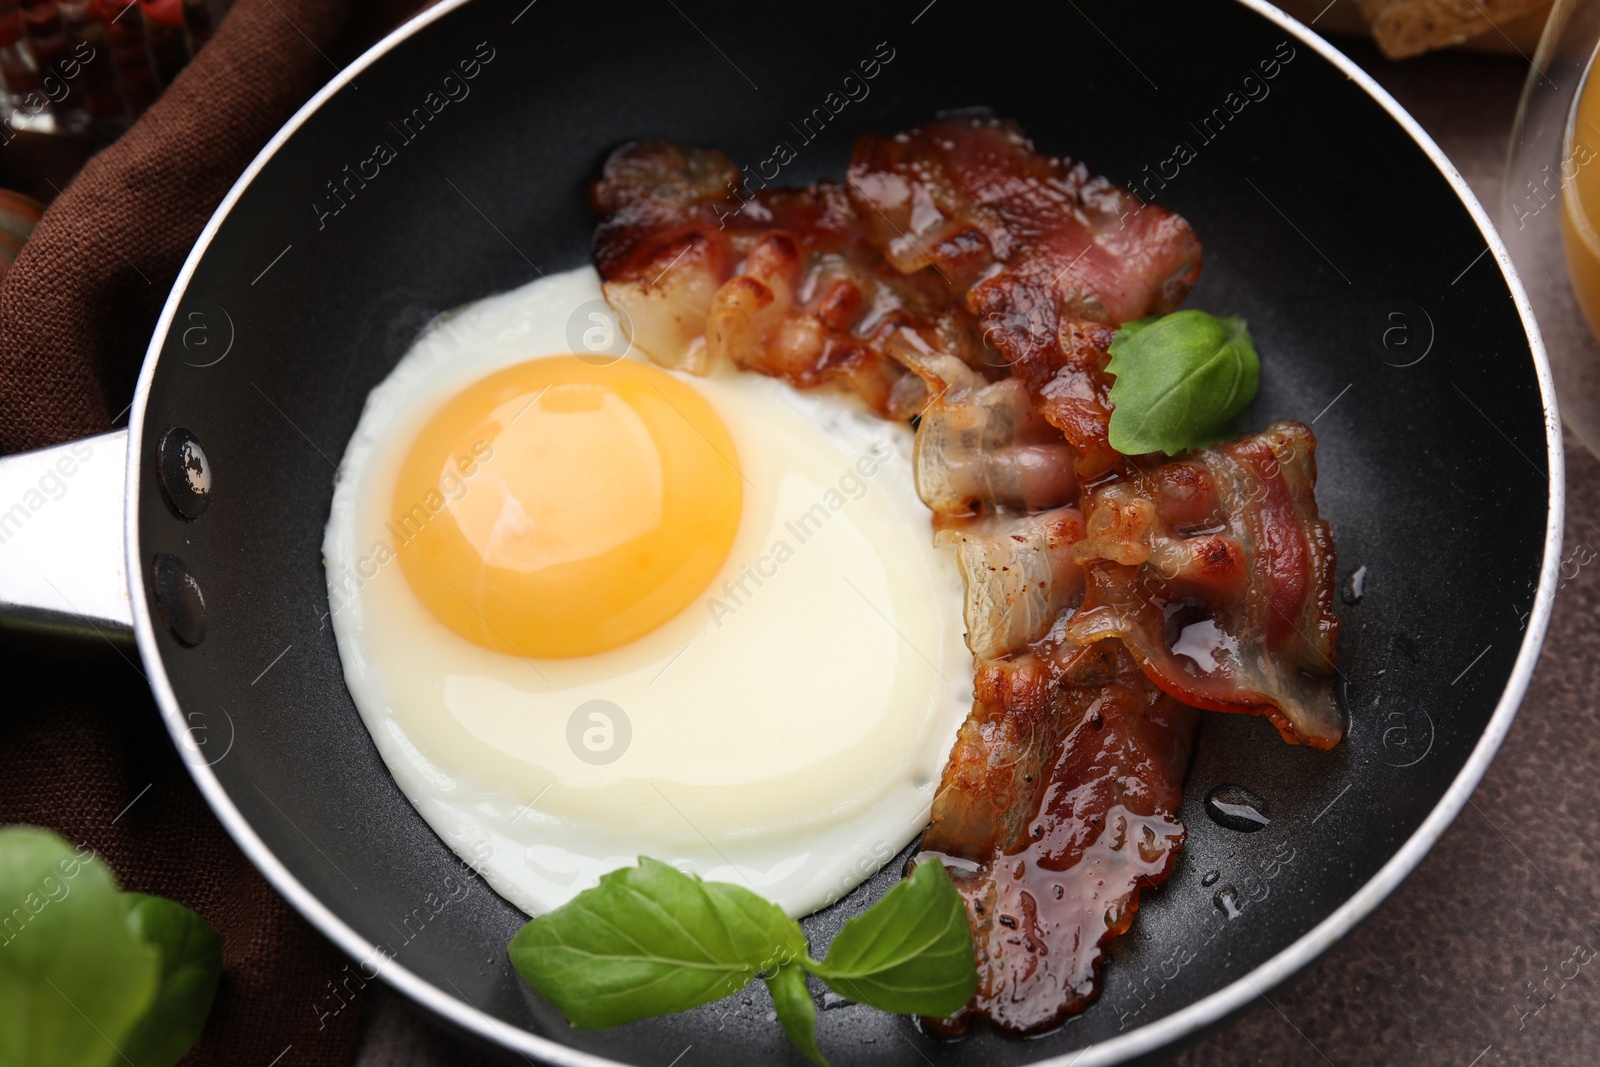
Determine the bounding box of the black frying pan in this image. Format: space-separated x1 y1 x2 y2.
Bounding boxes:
2 0 1561 1062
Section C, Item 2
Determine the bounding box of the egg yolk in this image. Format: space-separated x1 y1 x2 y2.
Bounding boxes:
391 356 742 658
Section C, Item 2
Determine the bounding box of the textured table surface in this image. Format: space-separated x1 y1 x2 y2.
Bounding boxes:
352 36 1600 1067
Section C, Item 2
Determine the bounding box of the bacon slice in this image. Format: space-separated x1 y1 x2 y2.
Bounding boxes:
846 116 1202 322
924 647 1094 863
848 117 1202 479
591 141 736 375
882 327 1088 662
1066 421 1342 748
592 140 987 415
921 643 1199 1035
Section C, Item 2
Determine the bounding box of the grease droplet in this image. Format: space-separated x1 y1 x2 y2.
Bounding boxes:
1201 868 1220 887
1344 564 1368 605
821 991 852 1010
1205 784 1272 833
1214 885 1243 919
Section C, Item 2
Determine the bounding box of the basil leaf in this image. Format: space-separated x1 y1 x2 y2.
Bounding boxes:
509 857 807 1028
119 894 222 1067
0 827 158 1067
765 963 826 1066
806 859 976 1017
1105 309 1260 456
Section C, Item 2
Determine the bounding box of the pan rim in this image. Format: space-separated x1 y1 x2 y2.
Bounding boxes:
123 1 1566 1063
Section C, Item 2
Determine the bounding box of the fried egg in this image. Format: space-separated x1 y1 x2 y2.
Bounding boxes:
324 266 970 918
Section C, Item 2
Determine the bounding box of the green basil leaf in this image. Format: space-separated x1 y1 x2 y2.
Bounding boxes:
765 963 826 1066
119 893 222 1067
0 827 158 1067
509 857 807 1028
806 859 976 1017
1105 309 1260 456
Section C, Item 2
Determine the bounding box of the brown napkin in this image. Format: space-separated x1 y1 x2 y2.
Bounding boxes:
0 0 420 454
0 0 420 1061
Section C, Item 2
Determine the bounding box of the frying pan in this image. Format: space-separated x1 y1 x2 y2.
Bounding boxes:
0 0 1563 1062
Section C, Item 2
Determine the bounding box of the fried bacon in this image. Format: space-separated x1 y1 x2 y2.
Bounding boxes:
592 141 987 415
590 118 1341 1037
1066 421 1342 749
925 647 1094 863
914 417 1338 1028
922 644 1198 1035
846 117 1202 322
848 117 1203 481
881 327 1087 662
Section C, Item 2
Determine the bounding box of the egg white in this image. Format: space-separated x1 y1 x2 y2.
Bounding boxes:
324 266 971 918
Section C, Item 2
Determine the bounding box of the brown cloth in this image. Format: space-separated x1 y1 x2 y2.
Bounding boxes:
0 0 419 453
0 0 418 1062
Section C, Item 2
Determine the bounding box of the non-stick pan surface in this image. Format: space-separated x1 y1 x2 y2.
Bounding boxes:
125 0 1562 1062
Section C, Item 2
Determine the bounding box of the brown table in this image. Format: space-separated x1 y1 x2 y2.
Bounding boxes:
352 37 1600 1067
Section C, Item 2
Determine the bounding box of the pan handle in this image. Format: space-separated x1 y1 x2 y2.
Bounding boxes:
0 429 134 657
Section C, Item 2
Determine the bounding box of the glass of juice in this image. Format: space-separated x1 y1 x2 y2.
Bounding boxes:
1506 0 1600 458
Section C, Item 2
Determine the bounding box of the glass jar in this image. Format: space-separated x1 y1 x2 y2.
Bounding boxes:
1506 0 1600 457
